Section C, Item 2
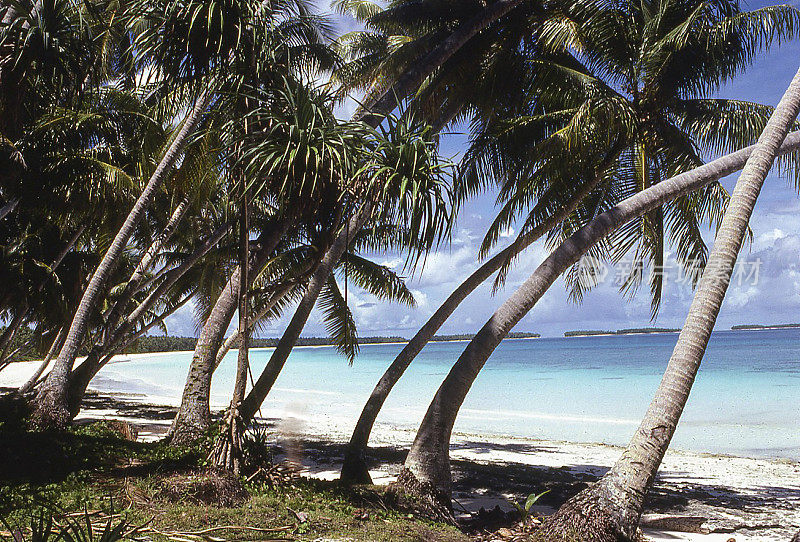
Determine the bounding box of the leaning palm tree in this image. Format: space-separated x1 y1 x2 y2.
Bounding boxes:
390 0 800 504
337 0 625 482
169 79 359 444
29 0 230 428
391 129 800 513
536 65 800 542
343 0 800 483
235 112 452 426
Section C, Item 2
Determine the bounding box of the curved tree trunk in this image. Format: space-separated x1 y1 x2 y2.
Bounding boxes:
66 290 195 416
31 89 213 430
211 174 250 473
17 327 67 394
239 206 371 423
170 220 290 444
395 119 800 502
341 164 612 483
536 66 800 542
101 196 191 332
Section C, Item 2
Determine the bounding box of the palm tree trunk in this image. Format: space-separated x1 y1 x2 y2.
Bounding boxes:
536 66 800 542
238 206 371 423
18 327 67 394
357 0 524 126
341 162 614 483
232 186 250 407
0 197 19 221
66 289 196 416
101 196 191 331
169 220 290 444
210 179 250 473
0 303 28 367
395 118 800 504
30 89 213 430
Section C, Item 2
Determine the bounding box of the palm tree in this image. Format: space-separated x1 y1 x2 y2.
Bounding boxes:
236 113 452 425
387 0 800 503
337 0 619 482
169 80 359 443
29 0 230 427
535 65 800 542
392 127 800 511
342 0 800 483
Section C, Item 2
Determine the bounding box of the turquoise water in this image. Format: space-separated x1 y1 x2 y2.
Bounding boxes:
95 329 800 459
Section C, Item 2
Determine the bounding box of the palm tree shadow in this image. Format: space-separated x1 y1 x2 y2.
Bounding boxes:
290 435 800 530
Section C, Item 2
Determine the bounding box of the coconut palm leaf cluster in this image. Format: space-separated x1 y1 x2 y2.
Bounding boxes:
2 0 800 539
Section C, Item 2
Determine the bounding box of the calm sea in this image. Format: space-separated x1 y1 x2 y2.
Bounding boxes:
93 329 800 459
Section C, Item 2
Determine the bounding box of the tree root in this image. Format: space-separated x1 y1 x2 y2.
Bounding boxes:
533 486 639 542
387 467 456 525
29 387 71 431
167 419 207 446
208 406 244 474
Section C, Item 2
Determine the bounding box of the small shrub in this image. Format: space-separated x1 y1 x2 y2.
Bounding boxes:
1 505 131 542
509 490 549 522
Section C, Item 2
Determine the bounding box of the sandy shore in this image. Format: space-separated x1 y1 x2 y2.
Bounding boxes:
69 391 800 542
3 359 798 541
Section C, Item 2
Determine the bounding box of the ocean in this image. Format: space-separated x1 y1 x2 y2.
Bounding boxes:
93 328 800 459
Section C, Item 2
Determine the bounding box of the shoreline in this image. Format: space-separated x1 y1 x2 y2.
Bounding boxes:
59 389 800 542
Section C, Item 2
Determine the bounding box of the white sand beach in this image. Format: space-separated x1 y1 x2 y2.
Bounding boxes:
4 358 798 542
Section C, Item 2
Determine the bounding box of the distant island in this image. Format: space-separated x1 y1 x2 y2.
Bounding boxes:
0 329 541 362
731 323 800 331
120 331 541 355
565 327 680 337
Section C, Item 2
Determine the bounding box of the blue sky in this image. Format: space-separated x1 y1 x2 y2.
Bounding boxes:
165 0 800 339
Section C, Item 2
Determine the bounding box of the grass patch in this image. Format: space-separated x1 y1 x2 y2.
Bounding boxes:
0 422 467 542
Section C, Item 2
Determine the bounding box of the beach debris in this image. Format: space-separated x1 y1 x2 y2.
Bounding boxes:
287 507 309 524
640 514 709 533
106 420 139 441
157 471 248 507
245 461 300 486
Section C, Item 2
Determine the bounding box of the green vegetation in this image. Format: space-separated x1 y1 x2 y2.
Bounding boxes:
0 422 466 542
731 323 800 330
564 328 679 337
1 0 798 538
7 332 540 358
0 326 42 362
